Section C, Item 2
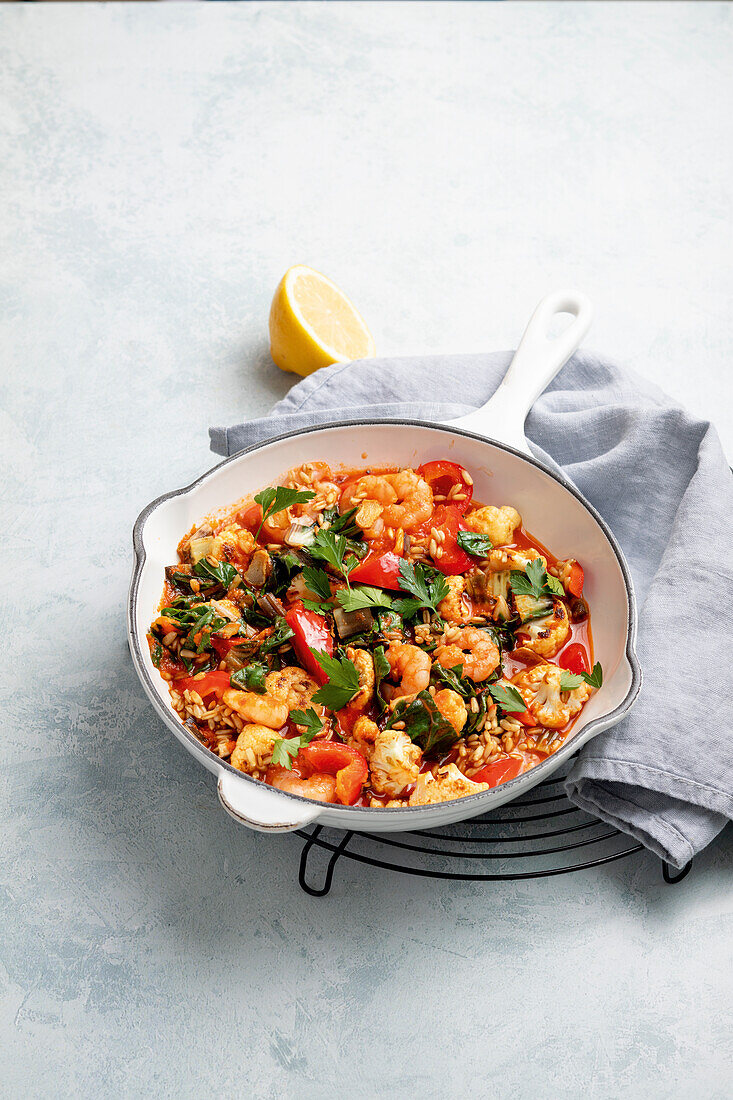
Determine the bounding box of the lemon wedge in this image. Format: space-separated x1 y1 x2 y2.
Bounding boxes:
269 265 375 377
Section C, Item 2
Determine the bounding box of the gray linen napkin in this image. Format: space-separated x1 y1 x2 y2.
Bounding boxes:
210 351 733 867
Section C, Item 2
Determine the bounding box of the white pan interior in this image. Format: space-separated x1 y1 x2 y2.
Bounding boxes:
131 421 638 832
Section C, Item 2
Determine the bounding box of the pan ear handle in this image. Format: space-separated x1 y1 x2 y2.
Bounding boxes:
217 771 321 832
448 290 593 454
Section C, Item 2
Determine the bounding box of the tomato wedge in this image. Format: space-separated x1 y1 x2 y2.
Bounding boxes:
428 504 474 574
559 642 590 675
566 561 584 598
285 604 333 684
417 460 473 512
297 741 369 805
348 550 405 590
471 756 523 788
175 670 231 701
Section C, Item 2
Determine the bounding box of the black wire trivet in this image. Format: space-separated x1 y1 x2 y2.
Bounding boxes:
296 763 693 896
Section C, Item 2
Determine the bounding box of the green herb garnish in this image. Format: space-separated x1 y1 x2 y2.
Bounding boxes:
254 486 315 539
309 529 363 584
488 682 529 714
559 662 603 691
301 565 333 601
151 640 163 668
510 559 564 601
336 586 393 613
310 649 361 710
394 560 449 619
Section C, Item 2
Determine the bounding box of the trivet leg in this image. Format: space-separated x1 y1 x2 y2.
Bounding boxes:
662 859 692 884
298 828 353 897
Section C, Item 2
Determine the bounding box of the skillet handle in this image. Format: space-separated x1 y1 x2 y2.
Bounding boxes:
217 770 321 833
448 290 593 455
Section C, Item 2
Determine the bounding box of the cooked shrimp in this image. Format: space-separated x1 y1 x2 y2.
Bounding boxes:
434 626 500 681
383 643 431 702
341 470 433 534
265 667 324 716
222 689 288 730
433 688 467 733
437 575 473 624
345 648 375 711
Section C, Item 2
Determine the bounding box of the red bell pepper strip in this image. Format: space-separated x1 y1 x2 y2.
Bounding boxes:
470 756 523 788
285 604 333 684
429 504 475 574
175 670 232 701
348 550 405 590
417 460 473 512
559 642 590 675
566 561 585 598
211 636 242 660
297 741 369 805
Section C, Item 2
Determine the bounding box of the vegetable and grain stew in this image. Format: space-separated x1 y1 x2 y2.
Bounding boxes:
148 460 601 807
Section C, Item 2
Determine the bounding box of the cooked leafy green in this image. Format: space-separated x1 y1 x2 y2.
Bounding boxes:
320 505 362 540
258 618 295 655
385 690 458 755
193 558 238 590
229 663 268 694
268 551 302 597
456 531 493 557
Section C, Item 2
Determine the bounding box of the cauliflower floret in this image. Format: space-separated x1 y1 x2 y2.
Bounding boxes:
370 727 422 798
408 764 489 806
230 723 280 772
210 524 256 567
486 547 547 574
433 688 468 734
466 505 522 547
512 663 591 730
437 575 473 624
514 598 570 658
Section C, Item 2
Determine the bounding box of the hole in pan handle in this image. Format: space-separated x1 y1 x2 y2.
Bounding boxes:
448 289 594 455
217 770 321 833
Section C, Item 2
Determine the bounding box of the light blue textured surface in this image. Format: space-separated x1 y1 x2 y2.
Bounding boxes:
1 4 731 1098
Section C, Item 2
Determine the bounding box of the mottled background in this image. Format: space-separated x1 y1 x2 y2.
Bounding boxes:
1 3 731 1098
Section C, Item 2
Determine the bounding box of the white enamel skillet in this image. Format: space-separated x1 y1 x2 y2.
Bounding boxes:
128 290 641 834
